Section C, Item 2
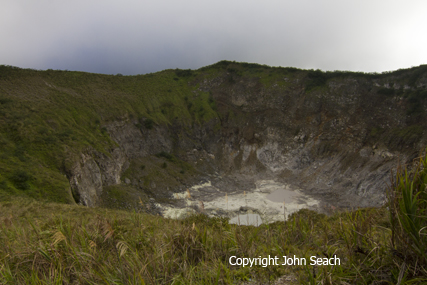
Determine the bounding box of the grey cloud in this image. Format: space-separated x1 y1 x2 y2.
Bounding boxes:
1 0 426 74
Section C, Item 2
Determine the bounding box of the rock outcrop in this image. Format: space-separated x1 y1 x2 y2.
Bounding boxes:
68 148 127 206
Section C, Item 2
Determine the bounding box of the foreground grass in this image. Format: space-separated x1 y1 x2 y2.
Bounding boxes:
0 196 425 284
1 153 427 284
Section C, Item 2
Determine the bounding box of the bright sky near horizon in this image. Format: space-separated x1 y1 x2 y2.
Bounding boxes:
1 0 426 75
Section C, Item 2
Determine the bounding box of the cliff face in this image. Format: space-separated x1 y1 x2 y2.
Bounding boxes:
1 62 426 209
198 73 421 208
68 148 127 207
65 64 427 209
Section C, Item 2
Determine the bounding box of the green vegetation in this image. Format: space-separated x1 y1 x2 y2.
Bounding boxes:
304 64 427 92
155 151 175 162
407 65 427 87
375 87 427 116
174 69 193 78
305 69 330 91
386 126 424 150
1 62 426 205
406 89 427 116
1 152 427 284
143 118 154 129
388 152 427 279
0 66 218 203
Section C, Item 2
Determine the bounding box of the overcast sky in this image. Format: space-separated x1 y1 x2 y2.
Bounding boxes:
1 0 426 75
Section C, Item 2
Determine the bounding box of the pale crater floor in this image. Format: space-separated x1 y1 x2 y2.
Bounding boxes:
160 179 320 225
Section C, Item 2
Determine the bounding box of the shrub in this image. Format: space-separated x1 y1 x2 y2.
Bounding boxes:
13 145 27 162
406 90 427 116
0 180 7 190
10 170 31 190
175 69 193 77
305 69 328 91
408 65 427 87
144 118 154 129
0 97 13 105
156 151 175 162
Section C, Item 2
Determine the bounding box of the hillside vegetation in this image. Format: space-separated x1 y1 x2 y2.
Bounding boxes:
1 62 427 206
0 65 220 203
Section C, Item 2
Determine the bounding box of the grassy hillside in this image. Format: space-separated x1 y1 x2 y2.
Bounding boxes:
0 66 218 203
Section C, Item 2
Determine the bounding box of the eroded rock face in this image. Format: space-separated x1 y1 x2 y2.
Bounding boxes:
69 153 102 207
68 148 127 206
67 71 426 209
106 120 173 158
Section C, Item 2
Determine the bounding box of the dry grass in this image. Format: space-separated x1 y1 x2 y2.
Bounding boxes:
0 189 425 285
2 150 427 284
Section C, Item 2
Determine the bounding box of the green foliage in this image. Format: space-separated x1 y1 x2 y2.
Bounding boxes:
240 62 271 70
199 60 232 71
305 69 329 91
281 67 299 73
144 118 154 129
0 97 13 105
174 68 193 77
304 69 358 91
10 170 31 190
385 126 424 150
406 89 427 116
408 65 427 87
388 151 427 277
369 126 384 138
155 151 175 162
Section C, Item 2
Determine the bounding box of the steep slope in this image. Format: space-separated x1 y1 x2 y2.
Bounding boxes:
0 62 426 211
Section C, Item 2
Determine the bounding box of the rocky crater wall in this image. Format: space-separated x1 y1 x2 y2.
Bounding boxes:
68 68 427 209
